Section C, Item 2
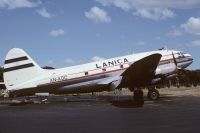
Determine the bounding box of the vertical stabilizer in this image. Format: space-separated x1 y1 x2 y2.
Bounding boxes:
3 48 44 90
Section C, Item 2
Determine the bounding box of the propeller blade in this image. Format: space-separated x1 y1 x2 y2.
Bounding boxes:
172 52 177 66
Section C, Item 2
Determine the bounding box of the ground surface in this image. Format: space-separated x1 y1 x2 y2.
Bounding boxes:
0 87 200 133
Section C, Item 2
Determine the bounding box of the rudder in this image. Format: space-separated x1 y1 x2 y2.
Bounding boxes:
3 48 44 91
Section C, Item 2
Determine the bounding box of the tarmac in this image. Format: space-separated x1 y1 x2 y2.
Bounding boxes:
0 87 200 133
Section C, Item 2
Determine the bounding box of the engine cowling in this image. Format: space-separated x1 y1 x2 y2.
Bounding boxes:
152 63 178 84
155 63 177 75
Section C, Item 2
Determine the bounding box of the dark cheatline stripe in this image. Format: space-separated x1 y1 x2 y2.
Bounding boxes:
5 56 28 64
4 63 34 73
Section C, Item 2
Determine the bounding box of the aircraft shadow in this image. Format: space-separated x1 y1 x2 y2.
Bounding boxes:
111 100 144 108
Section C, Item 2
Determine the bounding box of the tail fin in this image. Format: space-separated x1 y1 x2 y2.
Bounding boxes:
3 48 44 90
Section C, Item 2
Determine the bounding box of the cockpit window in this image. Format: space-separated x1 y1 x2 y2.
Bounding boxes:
178 52 185 57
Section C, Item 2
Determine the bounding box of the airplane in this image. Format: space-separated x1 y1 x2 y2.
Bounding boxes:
2 48 193 102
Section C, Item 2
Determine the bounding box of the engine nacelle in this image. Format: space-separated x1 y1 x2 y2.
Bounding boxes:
155 63 177 75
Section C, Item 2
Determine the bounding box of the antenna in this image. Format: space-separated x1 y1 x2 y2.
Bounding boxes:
164 46 168 51
158 47 164 50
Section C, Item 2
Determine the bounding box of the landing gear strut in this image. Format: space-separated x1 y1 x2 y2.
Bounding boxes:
147 88 160 100
133 89 144 104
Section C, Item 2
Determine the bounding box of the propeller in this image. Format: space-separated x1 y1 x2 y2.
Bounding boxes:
172 52 177 67
172 52 179 74
154 52 189 87
172 52 187 75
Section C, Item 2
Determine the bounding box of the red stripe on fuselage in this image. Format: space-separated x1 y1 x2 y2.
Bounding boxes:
47 56 192 86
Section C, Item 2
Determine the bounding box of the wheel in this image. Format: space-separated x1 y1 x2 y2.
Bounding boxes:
147 89 159 100
134 90 144 101
9 93 14 98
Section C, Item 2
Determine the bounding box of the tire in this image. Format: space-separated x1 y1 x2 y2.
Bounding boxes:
134 90 144 101
147 89 159 100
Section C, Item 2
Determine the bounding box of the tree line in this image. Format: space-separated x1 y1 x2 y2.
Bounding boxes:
178 70 200 87
0 67 3 82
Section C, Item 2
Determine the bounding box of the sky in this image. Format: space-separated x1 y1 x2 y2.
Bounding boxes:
0 0 199 69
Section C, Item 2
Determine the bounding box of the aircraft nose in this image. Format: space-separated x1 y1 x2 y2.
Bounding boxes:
184 53 193 67
188 54 193 62
176 53 193 69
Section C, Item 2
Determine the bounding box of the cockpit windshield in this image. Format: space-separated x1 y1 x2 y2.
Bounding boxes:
177 52 185 58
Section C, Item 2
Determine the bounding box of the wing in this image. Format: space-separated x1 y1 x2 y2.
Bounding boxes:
121 53 162 88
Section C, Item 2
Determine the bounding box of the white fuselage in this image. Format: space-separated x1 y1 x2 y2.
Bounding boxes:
5 49 193 96
15 50 191 94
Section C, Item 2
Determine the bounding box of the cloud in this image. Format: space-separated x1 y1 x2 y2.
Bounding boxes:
133 8 175 21
96 0 200 10
49 29 65 37
181 17 200 35
36 7 52 18
191 40 200 46
64 59 76 64
186 40 200 47
91 56 106 62
0 0 41 9
96 0 200 20
135 41 146 46
64 56 106 65
64 58 82 65
85 6 111 23
47 60 53 64
167 29 183 37
155 36 161 40
0 1 53 19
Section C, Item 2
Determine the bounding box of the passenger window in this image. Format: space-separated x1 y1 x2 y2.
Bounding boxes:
85 72 88 75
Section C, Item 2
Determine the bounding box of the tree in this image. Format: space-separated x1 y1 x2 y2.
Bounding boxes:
0 67 3 81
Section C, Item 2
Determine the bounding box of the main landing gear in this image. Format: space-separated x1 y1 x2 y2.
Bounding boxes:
147 88 160 100
133 89 144 104
132 88 160 101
